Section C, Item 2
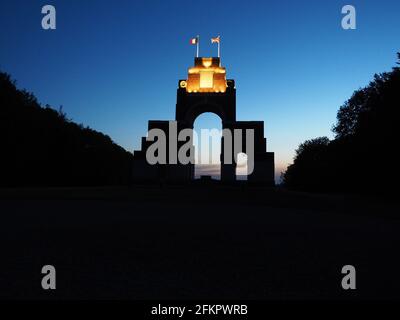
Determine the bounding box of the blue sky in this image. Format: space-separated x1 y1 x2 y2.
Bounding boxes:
1 0 399 180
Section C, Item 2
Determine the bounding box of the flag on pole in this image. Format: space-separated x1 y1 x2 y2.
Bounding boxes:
190 36 200 57
211 36 220 44
211 36 221 57
190 37 198 45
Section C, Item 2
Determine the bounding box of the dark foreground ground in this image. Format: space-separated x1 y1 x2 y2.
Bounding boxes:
0 185 399 300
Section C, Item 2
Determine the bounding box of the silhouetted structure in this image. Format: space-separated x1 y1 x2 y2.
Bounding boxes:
132 57 275 184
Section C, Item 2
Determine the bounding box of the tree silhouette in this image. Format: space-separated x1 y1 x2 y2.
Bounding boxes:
283 52 400 194
0 71 133 187
283 137 332 191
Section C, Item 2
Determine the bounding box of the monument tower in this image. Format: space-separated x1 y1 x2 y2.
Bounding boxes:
132 46 275 185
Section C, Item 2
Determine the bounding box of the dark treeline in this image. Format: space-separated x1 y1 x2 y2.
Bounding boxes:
0 71 133 187
283 53 400 194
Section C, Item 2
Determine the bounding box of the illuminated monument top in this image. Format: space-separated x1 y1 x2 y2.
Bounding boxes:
180 57 228 93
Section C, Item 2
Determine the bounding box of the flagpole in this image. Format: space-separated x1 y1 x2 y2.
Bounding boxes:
218 41 220 58
196 35 199 57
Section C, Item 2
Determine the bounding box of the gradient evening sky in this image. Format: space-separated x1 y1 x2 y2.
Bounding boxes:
1 0 399 180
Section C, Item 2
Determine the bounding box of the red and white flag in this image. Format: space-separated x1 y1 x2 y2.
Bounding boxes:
211 36 221 57
190 37 198 45
211 36 220 44
190 36 200 57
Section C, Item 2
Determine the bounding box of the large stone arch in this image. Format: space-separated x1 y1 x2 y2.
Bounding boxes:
132 58 275 185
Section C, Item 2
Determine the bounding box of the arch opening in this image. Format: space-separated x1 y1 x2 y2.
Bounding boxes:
183 101 226 128
236 152 248 181
193 112 223 180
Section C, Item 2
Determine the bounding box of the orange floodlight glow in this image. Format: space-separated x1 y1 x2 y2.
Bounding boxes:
185 57 227 93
